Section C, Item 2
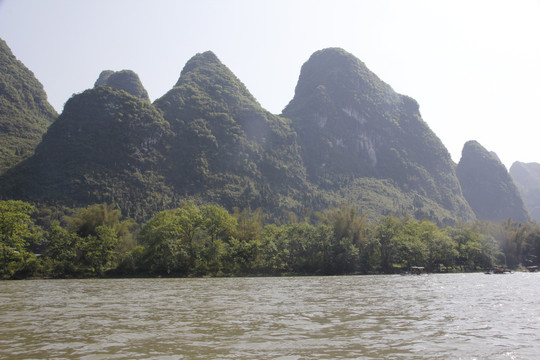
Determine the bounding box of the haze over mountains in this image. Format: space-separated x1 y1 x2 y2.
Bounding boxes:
457 141 529 223
0 38 535 224
510 162 540 221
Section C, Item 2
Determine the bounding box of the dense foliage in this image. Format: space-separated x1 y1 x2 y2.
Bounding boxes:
0 38 57 174
2 200 538 279
153 51 310 218
457 140 529 223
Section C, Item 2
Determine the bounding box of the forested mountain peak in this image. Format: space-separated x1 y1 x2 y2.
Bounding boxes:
0 84 175 220
282 48 474 224
170 51 258 106
0 37 57 174
457 140 529 223
94 69 149 100
176 51 220 84
4 46 527 225
152 51 308 217
285 47 401 112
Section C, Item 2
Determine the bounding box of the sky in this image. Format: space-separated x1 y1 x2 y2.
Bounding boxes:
0 0 539 169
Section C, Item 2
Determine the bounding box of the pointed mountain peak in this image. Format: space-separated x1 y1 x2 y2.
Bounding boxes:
457 140 529 223
0 37 13 54
281 48 474 223
177 51 220 80
94 70 115 87
170 51 257 104
286 48 399 111
94 69 149 100
461 140 500 164
510 161 540 177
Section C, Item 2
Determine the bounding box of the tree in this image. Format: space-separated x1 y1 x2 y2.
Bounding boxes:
319 205 373 273
44 222 81 276
393 220 429 270
0 200 40 278
66 203 126 237
199 205 237 273
258 224 288 274
63 203 135 275
374 215 403 273
426 228 458 271
522 223 540 266
139 209 190 275
202 205 237 244
232 207 264 243
139 202 238 275
450 226 497 270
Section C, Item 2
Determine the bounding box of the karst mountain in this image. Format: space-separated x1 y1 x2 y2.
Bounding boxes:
283 48 474 223
509 161 540 221
1 37 529 224
456 140 529 223
0 39 57 174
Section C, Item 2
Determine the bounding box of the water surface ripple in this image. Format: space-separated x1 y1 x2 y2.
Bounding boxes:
1 273 539 359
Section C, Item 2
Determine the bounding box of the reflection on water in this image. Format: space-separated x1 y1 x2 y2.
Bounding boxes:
1 273 540 359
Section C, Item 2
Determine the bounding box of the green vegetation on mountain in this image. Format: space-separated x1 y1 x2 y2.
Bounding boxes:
5 43 539 280
153 51 309 217
94 69 150 100
0 38 57 174
6 46 537 231
3 200 540 279
457 140 529 223
1 85 176 220
282 48 474 224
510 161 540 221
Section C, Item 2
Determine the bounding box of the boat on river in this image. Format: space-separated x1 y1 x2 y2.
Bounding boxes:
401 266 425 275
485 267 511 274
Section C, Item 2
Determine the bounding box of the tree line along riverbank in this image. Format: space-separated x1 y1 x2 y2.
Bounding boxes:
1 200 539 279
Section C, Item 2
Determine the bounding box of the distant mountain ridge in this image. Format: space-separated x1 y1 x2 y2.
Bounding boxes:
510 161 540 221
457 140 529 223
1 39 528 225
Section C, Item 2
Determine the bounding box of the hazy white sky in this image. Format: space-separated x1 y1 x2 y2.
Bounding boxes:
1 0 539 168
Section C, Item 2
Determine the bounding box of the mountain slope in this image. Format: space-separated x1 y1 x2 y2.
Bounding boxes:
1 82 174 220
457 140 529 223
154 51 309 215
0 38 57 174
509 161 540 221
282 48 474 224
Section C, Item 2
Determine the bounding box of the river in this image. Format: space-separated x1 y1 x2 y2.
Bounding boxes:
1 273 539 359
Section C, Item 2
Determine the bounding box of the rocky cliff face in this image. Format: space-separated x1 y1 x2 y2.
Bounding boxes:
457 140 529 223
283 48 474 224
510 161 540 221
0 38 57 174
